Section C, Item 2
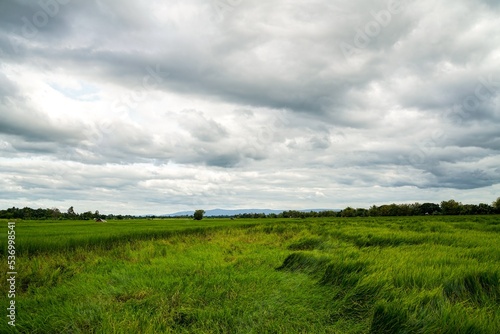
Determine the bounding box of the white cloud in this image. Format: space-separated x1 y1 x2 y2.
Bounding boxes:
0 0 499 214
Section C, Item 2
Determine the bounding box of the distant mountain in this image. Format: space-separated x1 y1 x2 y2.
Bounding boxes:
164 208 339 217
164 208 283 217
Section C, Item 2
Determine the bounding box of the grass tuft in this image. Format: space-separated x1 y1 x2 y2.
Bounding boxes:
276 252 330 275
443 270 500 305
320 259 369 287
288 236 324 250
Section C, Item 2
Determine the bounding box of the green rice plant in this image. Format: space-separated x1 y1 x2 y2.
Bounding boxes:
330 280 385 324
276 252 330 276
2 215 500 333
319 259 369 288
287 236 324 250
443 270 500 305
370 300 413 334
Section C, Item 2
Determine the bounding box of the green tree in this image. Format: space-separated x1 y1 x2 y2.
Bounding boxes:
356 208 368 217
67 206 76 218
477 203 492 214
194 209 205 220
368 205 379 216
440 200 463 215
50 208 62 219
81 211 93 220
341 207 356 217
492 197 500 214
419 203 441 215
461 204 478 215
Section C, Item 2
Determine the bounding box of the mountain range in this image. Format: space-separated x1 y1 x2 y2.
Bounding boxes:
164 208 338 217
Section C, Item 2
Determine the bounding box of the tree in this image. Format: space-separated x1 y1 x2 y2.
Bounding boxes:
419 203 441 215
368 205 379 216
193 209 205 220
50 208 62 220
340 207 356 217
356 208 368 217
397 204 412 216
67 206 76 218
440 200 463 215
81 211 93 220
477 203 492 214
378 204 398 216
461 204 478 215
493 197 500 214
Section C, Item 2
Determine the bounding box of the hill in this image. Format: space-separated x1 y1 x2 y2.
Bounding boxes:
164 208 338 217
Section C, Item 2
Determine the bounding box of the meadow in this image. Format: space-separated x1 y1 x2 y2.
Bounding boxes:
1 216 499 333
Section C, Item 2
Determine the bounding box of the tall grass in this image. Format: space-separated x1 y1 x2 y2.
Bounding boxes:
1 216 499 333
0 218 264 256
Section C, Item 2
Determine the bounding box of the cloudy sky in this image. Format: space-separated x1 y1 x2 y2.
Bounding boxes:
0 0 499 215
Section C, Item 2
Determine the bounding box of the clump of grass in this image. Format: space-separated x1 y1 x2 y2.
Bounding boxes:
288 237 324 250
443 270 500 305
320 259 369 287
370 300 414 334
330 280 384 323
352 234 426 248
276 252 330 275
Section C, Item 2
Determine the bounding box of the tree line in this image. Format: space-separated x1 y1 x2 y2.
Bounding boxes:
1 198 499 220
265 199 499 218
0 206 134 220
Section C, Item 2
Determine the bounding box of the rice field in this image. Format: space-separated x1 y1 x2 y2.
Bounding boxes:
1 216 499 333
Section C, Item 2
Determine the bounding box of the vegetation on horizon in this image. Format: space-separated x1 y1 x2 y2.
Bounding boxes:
193 209 205 221
1 197 499 220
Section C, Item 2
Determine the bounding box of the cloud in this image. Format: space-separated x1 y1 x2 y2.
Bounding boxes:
0 75 86 145
0 0 499 214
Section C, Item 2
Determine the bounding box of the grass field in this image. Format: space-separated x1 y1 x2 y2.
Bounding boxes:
1 216 500 333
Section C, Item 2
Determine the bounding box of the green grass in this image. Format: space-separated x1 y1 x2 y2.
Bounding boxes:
1 216 499 333
0 218 262 256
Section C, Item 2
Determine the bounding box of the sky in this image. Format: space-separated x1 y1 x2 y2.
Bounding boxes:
0 0 499 215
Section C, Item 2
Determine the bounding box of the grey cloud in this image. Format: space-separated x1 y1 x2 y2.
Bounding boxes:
0 105 85 144
424 165 499 190
0 72 18 100
0 0 499 214
203 153 241 168
1 0 496 127
0 72 86 145
0 0 73 57
180 110 229 142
